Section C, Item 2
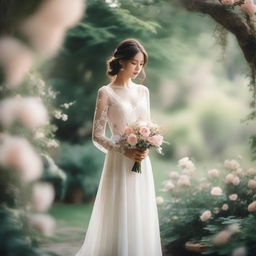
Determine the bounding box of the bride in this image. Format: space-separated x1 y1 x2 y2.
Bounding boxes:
74 38 163 256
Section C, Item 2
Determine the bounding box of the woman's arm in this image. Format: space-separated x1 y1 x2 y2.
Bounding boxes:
92 87 123 153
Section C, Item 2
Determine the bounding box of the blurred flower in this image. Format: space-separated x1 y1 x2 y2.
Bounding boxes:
0 97 49 130
248 179 256 189
34 131 45 139
225 173 240 185
213 230 232 245
211 187 223 196
246 167 256 176
61 114 68 121
200 210 212 222
232 247 247 256
156 196 164 205
224 159 240 171
222 203 229 211
221 0 235 5
29 213 56 236
46 139 59 148
0 37 33 88
208 169 220 177
248 201 256 212
178 156 195 171
227 224 240 234
20 0 85 57
31 182 55 212
163 180 175 191
54 110 62 119
213 207 220 214
229 194 238 201
240 0 256 16
177 175 191 187
168 171 179 180
0 135 42 182
139 127 150 137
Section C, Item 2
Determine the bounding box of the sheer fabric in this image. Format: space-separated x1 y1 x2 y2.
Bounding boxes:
75 82 162 256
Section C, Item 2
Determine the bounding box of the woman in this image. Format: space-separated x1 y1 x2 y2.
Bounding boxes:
75 38 162 256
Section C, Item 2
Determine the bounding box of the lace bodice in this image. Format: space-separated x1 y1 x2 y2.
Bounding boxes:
92 82 150 153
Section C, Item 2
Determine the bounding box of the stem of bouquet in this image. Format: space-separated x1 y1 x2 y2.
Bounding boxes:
131 161 142 173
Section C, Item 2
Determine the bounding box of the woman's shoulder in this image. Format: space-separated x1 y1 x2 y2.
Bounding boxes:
134 82 149 91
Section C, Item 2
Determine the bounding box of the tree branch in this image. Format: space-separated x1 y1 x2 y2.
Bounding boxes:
180 0 256 64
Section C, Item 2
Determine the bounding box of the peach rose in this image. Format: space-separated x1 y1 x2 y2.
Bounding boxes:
200 210 212 222
241 0 256 15
127 133 137 146
147 135 163 146
248 201 256 212
139 127 150 137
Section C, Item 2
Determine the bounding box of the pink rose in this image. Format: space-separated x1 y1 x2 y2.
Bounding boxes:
139 127 150 137
127 133 137 146
147 135 163 146
124 127 133 135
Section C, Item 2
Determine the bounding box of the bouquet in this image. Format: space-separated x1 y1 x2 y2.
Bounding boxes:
118 120 168 173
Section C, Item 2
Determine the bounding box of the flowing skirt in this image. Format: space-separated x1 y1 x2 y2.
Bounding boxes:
74 150 163 256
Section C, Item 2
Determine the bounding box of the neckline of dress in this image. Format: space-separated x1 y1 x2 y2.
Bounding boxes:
107 82 135 89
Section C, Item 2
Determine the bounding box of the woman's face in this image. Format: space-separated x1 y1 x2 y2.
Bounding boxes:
120 52 144 79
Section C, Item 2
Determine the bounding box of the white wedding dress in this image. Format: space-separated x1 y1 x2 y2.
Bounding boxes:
74 82 163 256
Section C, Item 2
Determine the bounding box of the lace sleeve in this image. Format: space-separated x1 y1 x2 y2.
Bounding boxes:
92 87 124 154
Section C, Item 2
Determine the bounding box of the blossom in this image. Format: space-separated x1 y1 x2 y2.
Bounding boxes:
31 182 55 212
20 0 85 57
163 180 175 191
224 159 240 171
232 247 247 256
225 173 240 185
0 37 33 88
0 135 42 182
211 187 223 196
221 0 235 5
29 213 56 236
222 204 229 211
229 194 238 201
156 196 164 205
246 167 256 176
124 127 133 135
147 135 163 147
200 210 212 222
208 169 220 177
240 0 256 16
177 175 191 187
248 201 256 212
0 97 48 130
178 157 195 170
61 114 68 121
248 179 256 189
213 230 232 245
127 134 138 146
169 171 179 179
46 139 59 148
139 127 150 137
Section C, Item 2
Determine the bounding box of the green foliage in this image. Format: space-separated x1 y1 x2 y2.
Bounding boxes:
56 141 104 202
159 157 256 255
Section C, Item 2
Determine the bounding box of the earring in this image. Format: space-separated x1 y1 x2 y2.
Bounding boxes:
120 67 124 71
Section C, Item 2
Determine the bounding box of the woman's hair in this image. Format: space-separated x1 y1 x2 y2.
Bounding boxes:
106 38 148 81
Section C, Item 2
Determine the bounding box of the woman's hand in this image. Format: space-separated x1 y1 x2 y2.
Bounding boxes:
124 148 149 162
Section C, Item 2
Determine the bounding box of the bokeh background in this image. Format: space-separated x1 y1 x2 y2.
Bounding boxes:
1 0 256 255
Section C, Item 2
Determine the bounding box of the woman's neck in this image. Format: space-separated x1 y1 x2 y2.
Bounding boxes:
111 74 132 87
